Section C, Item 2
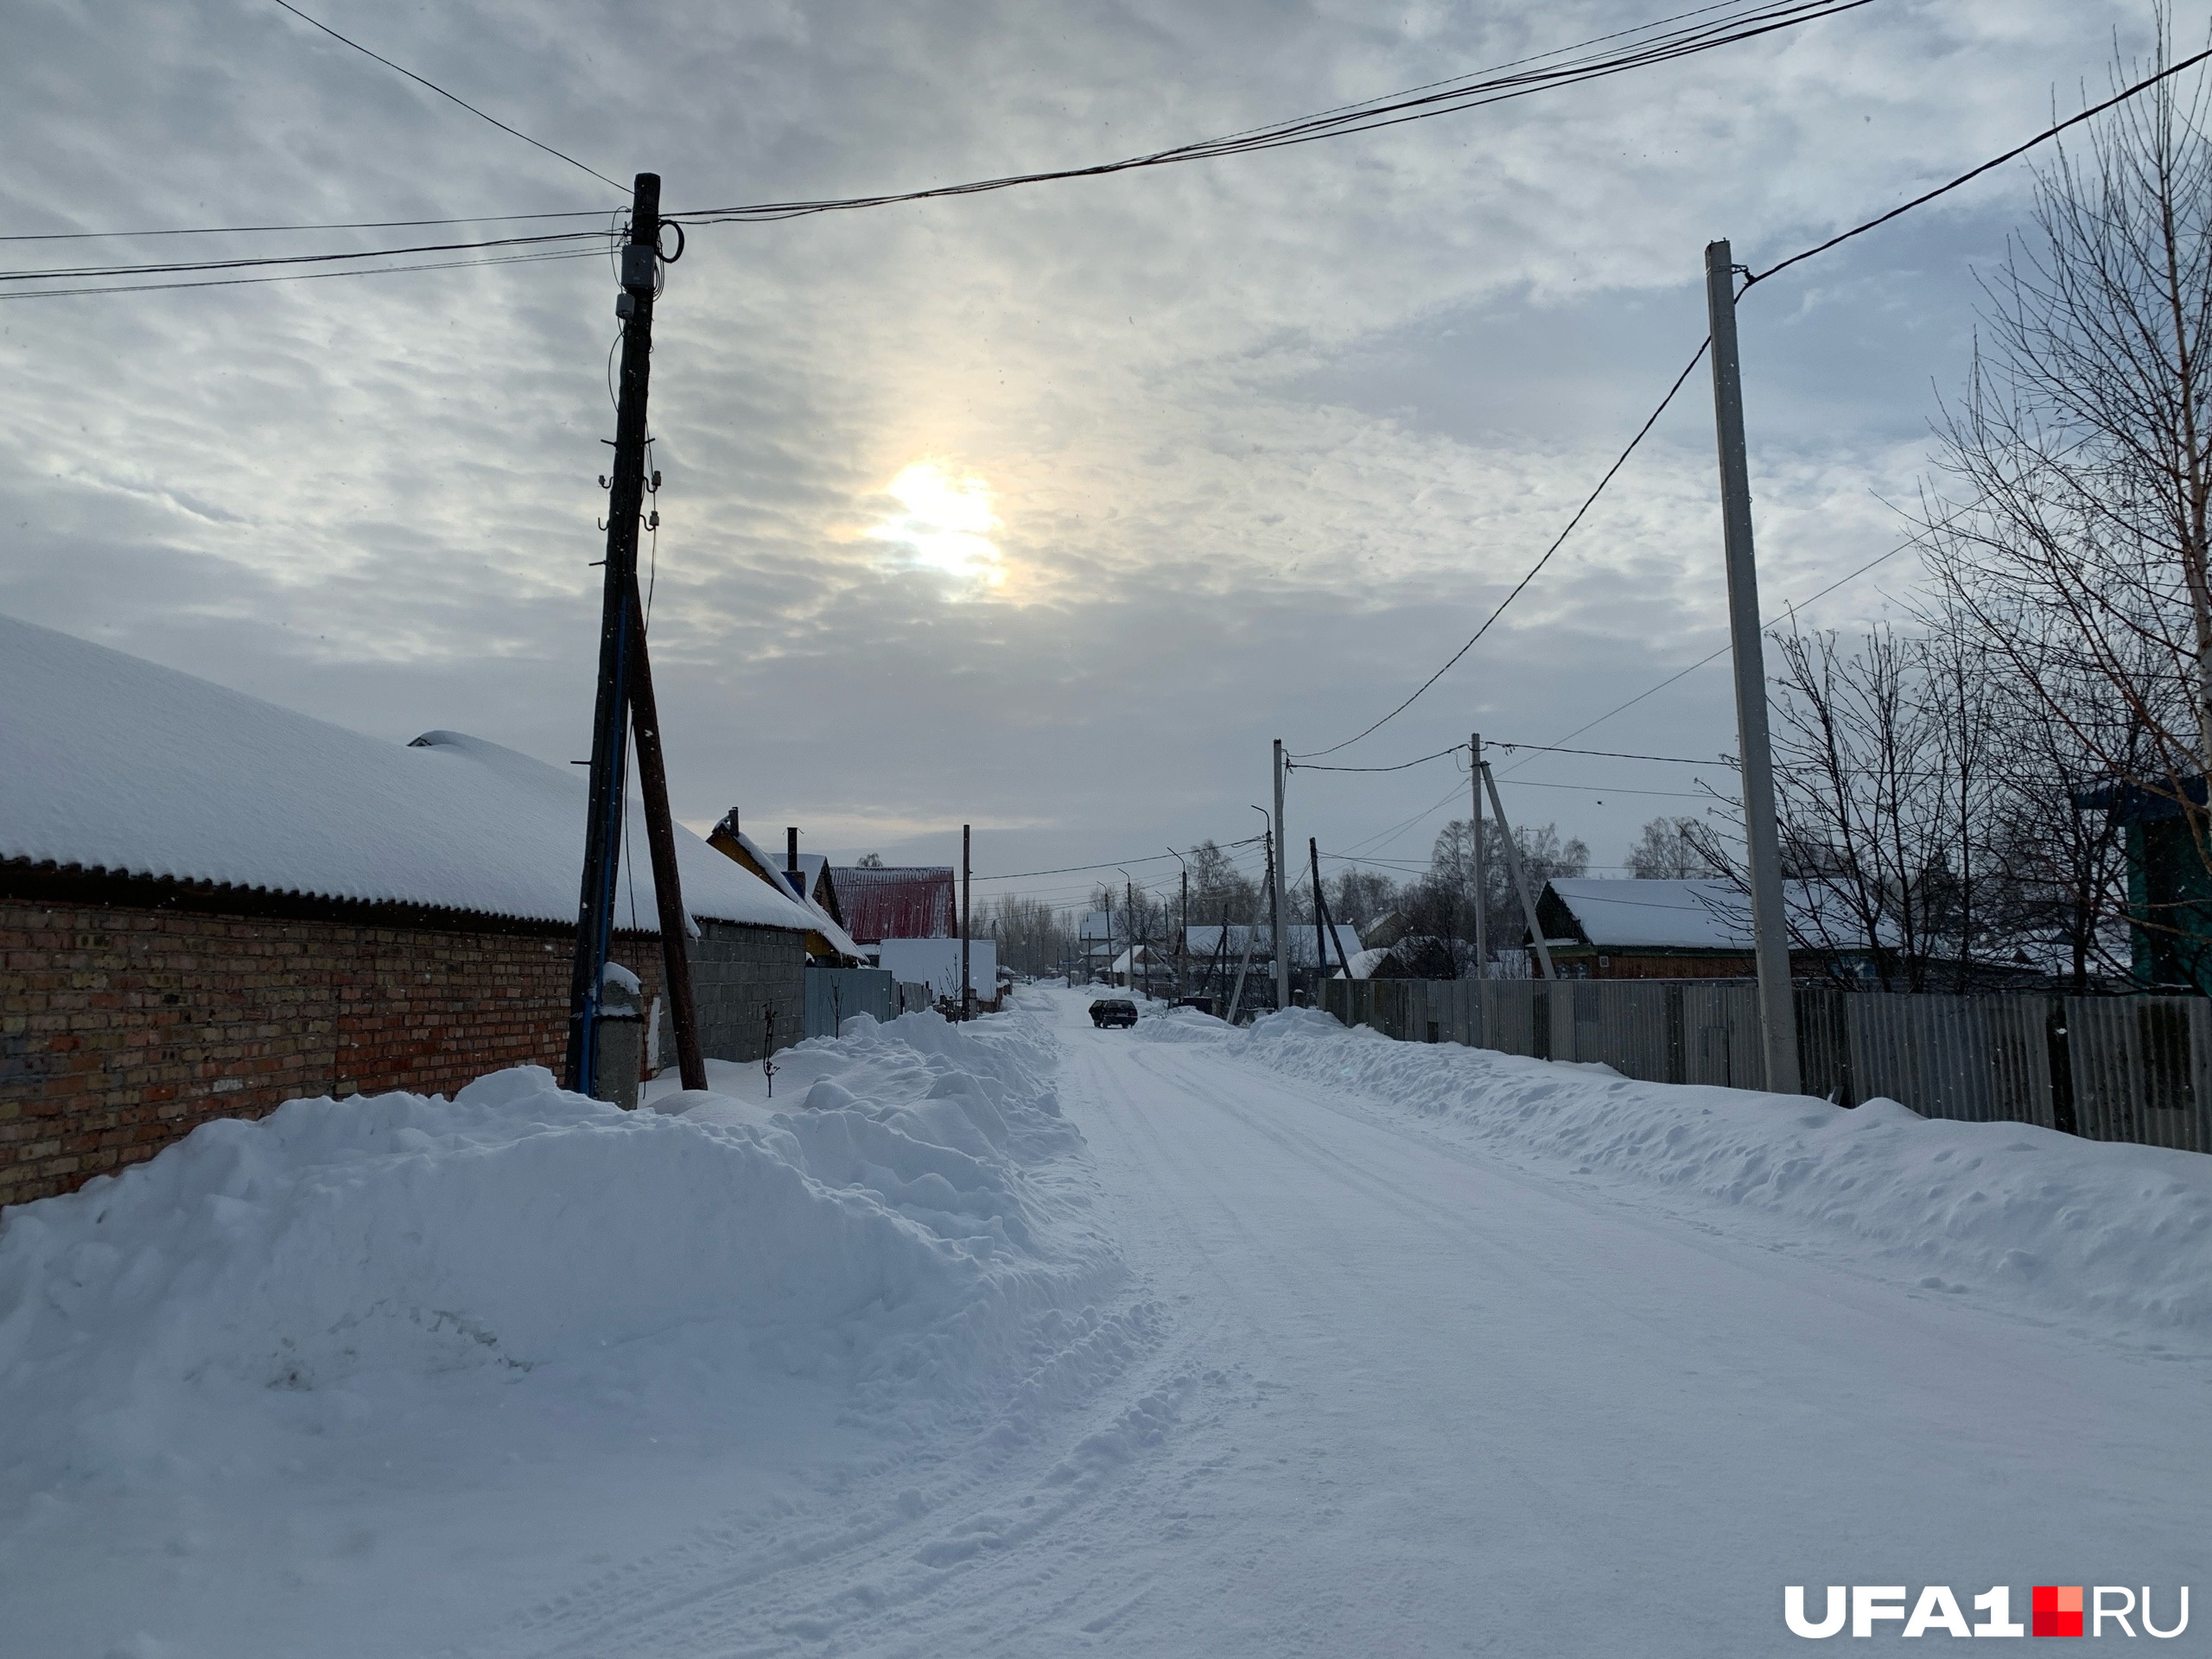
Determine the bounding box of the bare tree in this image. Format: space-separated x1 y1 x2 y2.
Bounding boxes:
1922 14 2212 842
1625 817 1728 879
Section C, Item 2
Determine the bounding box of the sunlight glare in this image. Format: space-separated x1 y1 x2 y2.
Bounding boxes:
868 461 1006 591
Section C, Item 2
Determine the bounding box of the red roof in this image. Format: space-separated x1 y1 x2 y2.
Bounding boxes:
830 866 956 942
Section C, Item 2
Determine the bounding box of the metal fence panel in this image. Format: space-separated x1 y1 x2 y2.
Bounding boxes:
1320 973 2212 1156
804 967 896 1040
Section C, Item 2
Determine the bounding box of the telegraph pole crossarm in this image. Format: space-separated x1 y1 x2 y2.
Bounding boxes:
1705 238 1802 1095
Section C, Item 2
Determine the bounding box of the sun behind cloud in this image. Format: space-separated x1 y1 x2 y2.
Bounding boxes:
866 460 1007 593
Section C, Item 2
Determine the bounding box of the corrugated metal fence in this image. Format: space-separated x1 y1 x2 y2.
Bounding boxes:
1317 978 2211 1154
802 968 931 1040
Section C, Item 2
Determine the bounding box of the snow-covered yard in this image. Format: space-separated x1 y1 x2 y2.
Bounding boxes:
3 987 2207 1656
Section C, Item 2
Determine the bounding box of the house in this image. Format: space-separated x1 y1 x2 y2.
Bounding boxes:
830 864 957 943
0 613 820 1207
1531 878 1893 981
2075 776 2212 993
876 937 1001 1010
705 814 867 963
1185 922 1362 970
1078 909 1120 982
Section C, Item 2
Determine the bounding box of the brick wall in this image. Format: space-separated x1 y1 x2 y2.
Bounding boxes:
2 880 812 1207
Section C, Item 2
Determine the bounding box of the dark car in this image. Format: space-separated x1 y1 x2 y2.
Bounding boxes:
1089 998 1139 1028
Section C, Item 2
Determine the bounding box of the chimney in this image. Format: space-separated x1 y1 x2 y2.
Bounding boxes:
786 826 804 897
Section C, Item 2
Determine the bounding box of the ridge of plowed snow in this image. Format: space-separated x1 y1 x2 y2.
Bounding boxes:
0 1008 1122 1491
1150 1007 2212 1335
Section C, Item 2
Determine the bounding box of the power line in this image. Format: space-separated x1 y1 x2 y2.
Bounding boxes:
0 245 603 302
972 836 1264 883
1498 524 1926 772
1289 338 1713 760
1492 741 1738 767
267 0 626 193
0 0 1865 261
1287 743 1468 774
0 208 615 243
0 226 607 288
674 1 1872 229
1292 50 2212 765
1745 44 2212 289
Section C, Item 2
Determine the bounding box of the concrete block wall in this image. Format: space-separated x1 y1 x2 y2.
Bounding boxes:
689 920 807 1063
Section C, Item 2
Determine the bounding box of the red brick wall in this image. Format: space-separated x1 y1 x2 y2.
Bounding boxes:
0 898 664 1208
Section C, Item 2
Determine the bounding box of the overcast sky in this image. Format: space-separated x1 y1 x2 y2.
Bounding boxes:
0 0 2173 914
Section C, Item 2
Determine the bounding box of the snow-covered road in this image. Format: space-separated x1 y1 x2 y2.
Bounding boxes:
4 995 2212 1654
492 993 2212 1656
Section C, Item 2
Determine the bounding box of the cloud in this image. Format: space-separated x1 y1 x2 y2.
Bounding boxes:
0 0 2157 893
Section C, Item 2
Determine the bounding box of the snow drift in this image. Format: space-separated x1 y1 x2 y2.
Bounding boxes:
0 1007 1120 1487
1159 1007 2212 1336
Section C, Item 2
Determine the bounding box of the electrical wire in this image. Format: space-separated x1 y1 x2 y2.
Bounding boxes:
0 0 1861 261
1744 45 2212 289
0 226 609 287
0 207 622 244
1496 525 1927 772
0 244 605 302
1289 338 1711 759
972 836 1264 883
267 0 626 192
674 1 1872 228
1292 48 2212 766
1491 741 1738 766
1287 744 1468 774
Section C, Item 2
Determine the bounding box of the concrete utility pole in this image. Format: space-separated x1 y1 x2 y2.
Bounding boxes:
564 171 705 1097
1170 848 1188 999
1480 761 1554 982
1272 739 1291 1011
962 823 973 1021
1705 238 1801 1095
1471 732 1487 981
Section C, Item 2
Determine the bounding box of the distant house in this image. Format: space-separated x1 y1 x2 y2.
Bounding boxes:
876 938 1001 1009
1184 923 1362 981
831 864 957 944
1532 879 1891 981
1078 910 1120 982
705 815 866 963
2075 777 2212 993
0 613 819 1208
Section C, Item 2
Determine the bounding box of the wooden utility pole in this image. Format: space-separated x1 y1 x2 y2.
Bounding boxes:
962 823 973 1020
564 171 704 1096
1480 761 1554 981
1471 732 1487 981
623 607 706 1090
1310 837 1353 982
1178 855 1189 999
1272 739 1291 1011
1705 238 1801 1095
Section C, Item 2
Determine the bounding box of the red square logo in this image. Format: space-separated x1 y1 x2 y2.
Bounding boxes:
2033 1586 2084 1637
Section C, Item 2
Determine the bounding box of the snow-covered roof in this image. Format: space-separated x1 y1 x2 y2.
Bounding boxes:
0 613 815 935
1541 879 1899 953
1541 880 1750 951
1185 923 1362 965
712 825 866 958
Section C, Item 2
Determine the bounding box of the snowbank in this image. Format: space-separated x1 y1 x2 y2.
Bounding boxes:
1167 1009 2212 1335
0 1007 1122 1490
